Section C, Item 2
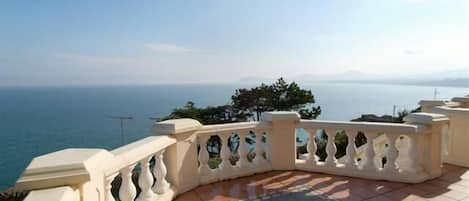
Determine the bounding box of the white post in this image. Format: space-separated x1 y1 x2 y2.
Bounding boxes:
306 129 318 165
15 149 116 201
383 134 398 173
253 129 268 171
119 165 136 201
263 112 300 170
136 156 156 201
152 119 202 193
345 130 358 169
324 129 338 166
153 151 170 194
362 132 377 171
404 112 449 178
237 131 250 169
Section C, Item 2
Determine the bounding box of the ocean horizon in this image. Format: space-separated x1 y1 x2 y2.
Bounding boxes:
0 82 467 189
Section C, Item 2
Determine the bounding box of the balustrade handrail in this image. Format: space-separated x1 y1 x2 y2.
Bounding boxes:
106 135 176 176
196 121 271 136
299 119 429 134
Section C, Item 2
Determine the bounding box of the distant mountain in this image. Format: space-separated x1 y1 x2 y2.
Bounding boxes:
237 68 469 88
292 68 469 88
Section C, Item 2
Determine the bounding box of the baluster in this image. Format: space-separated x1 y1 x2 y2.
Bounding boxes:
345 130 358 169
105 174 117 201
219 132 233 175
406 135 421 174
362 132 377 171
237 131 250 169
119 165 136 201
253 130 266 164
325 129 337 166
306 129 318 165
198 135 211 176
136 156 156 201
264 129 271 161
383 134 398 173
152 151 170 194
441 124 449 160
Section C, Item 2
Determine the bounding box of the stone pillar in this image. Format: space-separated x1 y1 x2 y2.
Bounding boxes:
15 148 116 201
418 100 447 113
404 112 449 179
452 96 469 108
153 118 202 194
263 112 300 170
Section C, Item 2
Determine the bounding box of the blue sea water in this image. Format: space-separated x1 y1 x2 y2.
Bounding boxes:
0 83 467 189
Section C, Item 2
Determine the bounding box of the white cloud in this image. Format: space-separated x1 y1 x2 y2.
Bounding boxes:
144 43 194 53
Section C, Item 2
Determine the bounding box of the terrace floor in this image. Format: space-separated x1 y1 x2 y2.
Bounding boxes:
174 165 469 201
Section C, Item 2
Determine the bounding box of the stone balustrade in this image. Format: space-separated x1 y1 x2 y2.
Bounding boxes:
296 113 448 183
420 95 469 167
15 108 453 201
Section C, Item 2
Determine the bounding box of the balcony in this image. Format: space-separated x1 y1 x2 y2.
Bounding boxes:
14 96 469 201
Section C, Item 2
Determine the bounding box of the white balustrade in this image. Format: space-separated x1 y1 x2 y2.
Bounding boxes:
362 132 377 171
105 174 117 201
324 129 338 166
106 136 176 201
237 131 250 169
295 115 444 183
198 135 212 177
195 122 271 183
253 129 268 168
344 130 357 169
137 156 156 201
119 165 137 201
153 151 170 194
17 110 450 201
306 129 318 165
219 132 234 179
383 134 399 173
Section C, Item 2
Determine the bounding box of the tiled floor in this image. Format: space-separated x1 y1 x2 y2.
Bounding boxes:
174 165 469 201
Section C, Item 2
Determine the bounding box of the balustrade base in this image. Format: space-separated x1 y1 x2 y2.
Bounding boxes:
295 160 433 183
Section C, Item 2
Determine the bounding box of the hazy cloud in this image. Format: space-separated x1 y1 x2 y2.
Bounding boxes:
144 43 194 53
54 53 155 66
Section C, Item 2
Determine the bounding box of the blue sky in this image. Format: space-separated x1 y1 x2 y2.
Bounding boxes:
1 0 468 86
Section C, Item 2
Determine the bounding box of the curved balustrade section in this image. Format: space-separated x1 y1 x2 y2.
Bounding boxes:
296 120 433 183
195 122 272 184
16 110 450 201
106 136 176 201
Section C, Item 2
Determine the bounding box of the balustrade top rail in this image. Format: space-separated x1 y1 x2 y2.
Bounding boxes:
196 121 271 136
299 119 428 134
107 135 176 176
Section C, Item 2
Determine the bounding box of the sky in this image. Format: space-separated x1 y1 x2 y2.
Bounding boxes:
1 0 468 86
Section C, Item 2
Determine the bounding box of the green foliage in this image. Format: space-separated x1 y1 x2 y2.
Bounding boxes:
162 78 321 124
161 101 243 125
232 78 321 120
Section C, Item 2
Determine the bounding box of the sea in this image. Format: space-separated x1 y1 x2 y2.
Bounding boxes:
0 82 467 189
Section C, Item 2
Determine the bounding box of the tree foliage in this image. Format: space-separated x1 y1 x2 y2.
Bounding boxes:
232 78 321 120
162 78 321 124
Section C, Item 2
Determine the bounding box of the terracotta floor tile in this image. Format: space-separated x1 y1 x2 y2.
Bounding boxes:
174 191 202 201
327 188 365 201
175 164 469 201
364 195 396 201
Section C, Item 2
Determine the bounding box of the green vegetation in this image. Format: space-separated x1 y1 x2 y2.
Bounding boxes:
162 78 321 124
162 78 321 166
